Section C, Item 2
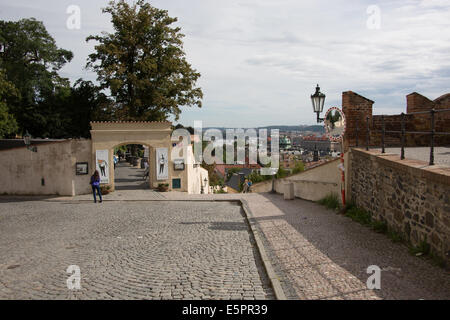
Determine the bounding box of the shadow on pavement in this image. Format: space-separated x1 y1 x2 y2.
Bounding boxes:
252 193 450 300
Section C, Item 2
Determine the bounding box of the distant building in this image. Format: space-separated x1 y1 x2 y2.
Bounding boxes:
300 135 341 152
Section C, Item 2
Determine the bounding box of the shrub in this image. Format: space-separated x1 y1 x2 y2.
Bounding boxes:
371 220 388 234
292 161 305 174
345 205 372 226
409 238 431 256
318 193 341 211
157 183 169 192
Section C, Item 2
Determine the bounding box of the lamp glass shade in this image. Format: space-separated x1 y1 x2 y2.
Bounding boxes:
311 85 326 113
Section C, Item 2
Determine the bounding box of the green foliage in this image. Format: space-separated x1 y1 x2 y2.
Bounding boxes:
276 165 289 179
226 167 241 181
318 193 341 211
246 170 271 184
345 204 372 225
0 70 19 138
86 0 202 121
371 220 388 234
387 230 404 243
292 161 305 174
409 238 431 256
0 18 73 137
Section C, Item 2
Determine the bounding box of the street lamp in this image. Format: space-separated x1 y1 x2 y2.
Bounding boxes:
23 131 37 152
311 84 326 123
201 177 208 194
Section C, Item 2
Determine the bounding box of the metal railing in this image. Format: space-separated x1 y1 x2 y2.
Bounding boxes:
353 108 450 165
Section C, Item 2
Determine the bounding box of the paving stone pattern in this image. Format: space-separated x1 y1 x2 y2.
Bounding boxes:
0 200 274 300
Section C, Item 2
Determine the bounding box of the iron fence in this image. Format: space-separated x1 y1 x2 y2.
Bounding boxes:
353 108 450 165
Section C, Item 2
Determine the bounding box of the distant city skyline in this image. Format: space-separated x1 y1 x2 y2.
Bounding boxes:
1 0 449 128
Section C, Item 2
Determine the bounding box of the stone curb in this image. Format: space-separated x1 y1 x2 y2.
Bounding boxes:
240 199 287 300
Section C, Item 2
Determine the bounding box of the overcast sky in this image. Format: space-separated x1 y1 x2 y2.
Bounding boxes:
1 0 449 128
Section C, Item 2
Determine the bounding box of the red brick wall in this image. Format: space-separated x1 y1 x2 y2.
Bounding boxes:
342 91 450 150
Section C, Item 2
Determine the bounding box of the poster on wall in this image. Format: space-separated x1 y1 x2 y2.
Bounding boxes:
96 149 109 184
156 148 169 180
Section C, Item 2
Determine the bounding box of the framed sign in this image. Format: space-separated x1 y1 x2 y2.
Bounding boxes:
156 148 169 180
96 149 110 184
76 162 89 175
174 159 185 171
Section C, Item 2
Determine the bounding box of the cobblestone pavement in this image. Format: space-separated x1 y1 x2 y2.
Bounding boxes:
369 147 450 167
246 193 450 300
0 200 274 300
114 161 153 191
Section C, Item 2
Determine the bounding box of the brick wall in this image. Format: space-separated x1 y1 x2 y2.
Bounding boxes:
342 91 450 151
350 149 450 267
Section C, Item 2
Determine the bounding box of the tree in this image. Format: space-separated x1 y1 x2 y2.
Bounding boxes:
63 80 115 138
0 70 19 138
0 18 73 137
86 0 202 121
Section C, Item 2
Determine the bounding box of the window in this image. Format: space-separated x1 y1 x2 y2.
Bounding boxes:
172 178 181 189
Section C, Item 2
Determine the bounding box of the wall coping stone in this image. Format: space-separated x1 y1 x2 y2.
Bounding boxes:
351 148 450 186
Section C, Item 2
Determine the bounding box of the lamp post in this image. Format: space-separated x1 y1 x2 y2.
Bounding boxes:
201 177 208 194
23 131 37 152
311 84 326 123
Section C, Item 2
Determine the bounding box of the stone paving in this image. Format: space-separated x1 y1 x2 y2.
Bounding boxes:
1 190 449 300
245 193 450 300
369 147 450 167
0 200 274 300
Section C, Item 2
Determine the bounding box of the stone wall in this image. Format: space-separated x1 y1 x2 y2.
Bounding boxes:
350 148 450 266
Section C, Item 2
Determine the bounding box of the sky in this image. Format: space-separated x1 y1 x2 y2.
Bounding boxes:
1 0 449 128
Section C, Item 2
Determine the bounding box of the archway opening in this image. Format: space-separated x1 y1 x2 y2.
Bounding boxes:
113 143 151 191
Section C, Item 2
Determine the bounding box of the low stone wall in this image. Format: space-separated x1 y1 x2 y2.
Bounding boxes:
251 159 341 202
350 148 450 265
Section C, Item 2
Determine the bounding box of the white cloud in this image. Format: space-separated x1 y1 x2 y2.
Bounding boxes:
1 0 449 127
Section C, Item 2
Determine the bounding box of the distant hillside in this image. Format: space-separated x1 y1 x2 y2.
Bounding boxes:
204 125 325 133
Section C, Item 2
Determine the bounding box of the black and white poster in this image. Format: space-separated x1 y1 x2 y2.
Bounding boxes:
95 149 109 184
156 148 169 180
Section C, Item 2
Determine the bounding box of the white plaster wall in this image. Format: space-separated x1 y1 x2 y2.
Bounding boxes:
0 139 92 196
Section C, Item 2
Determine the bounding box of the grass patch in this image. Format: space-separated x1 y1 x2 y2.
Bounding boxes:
341 204 447 269
409 238 431 256
371 220 388 234
345 205 372 226
317 193 341 211
387 230 404 243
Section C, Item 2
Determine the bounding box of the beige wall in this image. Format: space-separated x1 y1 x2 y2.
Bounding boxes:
185 145 209 194
0 139 92 196
251 159 342 202
90 122 208 194
90 121 189 192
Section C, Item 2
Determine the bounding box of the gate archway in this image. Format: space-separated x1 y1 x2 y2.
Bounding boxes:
90 121 187 192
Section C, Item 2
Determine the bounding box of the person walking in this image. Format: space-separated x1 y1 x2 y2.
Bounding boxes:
247 179 253 193
113 154 118 170
242 178 249 193
90 170 102 203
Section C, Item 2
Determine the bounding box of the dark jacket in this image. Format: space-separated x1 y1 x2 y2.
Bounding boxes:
90 175 100 187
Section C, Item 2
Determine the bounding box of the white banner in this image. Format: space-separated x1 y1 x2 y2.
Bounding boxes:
156 148 169 180
96 149 109 184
